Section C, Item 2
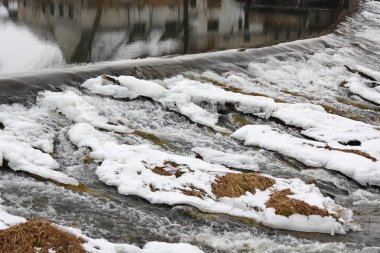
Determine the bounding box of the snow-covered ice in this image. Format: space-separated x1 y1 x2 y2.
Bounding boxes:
38 90 131 133
0 104 56 153
82 75 167 100
344 76 380 105
232 125 380 186
82 75 231 133
82 74 380 186
68 122 353 234
191 147 259 171
0 130 78 186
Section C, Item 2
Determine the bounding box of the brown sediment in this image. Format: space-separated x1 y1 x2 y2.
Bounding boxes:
82 155 95 164
133 130 175 150
97 121 175 150
320 104 365 122
344 65 377 81
266 189 329 217
151 167 175 177
306 143 377 162
324 145 377 162
339 80 348 87
211 173 275 199
192 75 286 103
276 90 367 121
280 90 365 121
152 166 185 178
278 90 368 121
143 160 187 178
0 160 106 197
0 219 87 253
282 90 312 100
163 160 182 168
233 114 255 126
63 184 99 194
149 184 158 192
101 74 121 85
181 186 207 199
148 183 207 199
27 172 98 195
49 146 59 158
196 76 369 123
336 97 380 112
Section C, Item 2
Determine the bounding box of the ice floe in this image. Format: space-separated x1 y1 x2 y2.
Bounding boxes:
344 76 380 105
68 122 353 234
191 147 259 171
82 75 167 100
0 102 79 185
82 74 380 156
38 90 131 133
271 103 380 150
0 130 78 186
0 104 56 153
232 125 380 186
82 75 231 133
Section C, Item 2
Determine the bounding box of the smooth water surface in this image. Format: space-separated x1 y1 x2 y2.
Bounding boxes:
0 0 350 73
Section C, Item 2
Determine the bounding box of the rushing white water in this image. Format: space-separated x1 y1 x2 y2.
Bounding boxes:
0 21 64 74
0 0 379 252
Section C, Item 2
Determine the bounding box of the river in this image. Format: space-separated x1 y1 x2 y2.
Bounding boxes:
0 0 379 252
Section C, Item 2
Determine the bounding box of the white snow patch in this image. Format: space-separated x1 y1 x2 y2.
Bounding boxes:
271 103 380 160
191 147 259 171
68 123 353 234
38 90 131 133
82 76 231 133
0 205 26 230
82 75 167 100
83 75 380 158
232 125 380 186
344 76 380 105
0 104 56 153
0 130 78 185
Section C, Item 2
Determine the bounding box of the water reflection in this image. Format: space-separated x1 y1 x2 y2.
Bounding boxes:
0 0 350 72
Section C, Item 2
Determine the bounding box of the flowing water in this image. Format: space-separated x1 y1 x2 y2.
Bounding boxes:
0 0 380 252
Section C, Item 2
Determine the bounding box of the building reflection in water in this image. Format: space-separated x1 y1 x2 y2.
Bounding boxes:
1 0 350 64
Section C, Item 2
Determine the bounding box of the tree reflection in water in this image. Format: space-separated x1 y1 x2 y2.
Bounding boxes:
0 0 350 65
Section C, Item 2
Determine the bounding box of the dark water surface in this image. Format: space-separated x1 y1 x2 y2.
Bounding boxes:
0 0 349 73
